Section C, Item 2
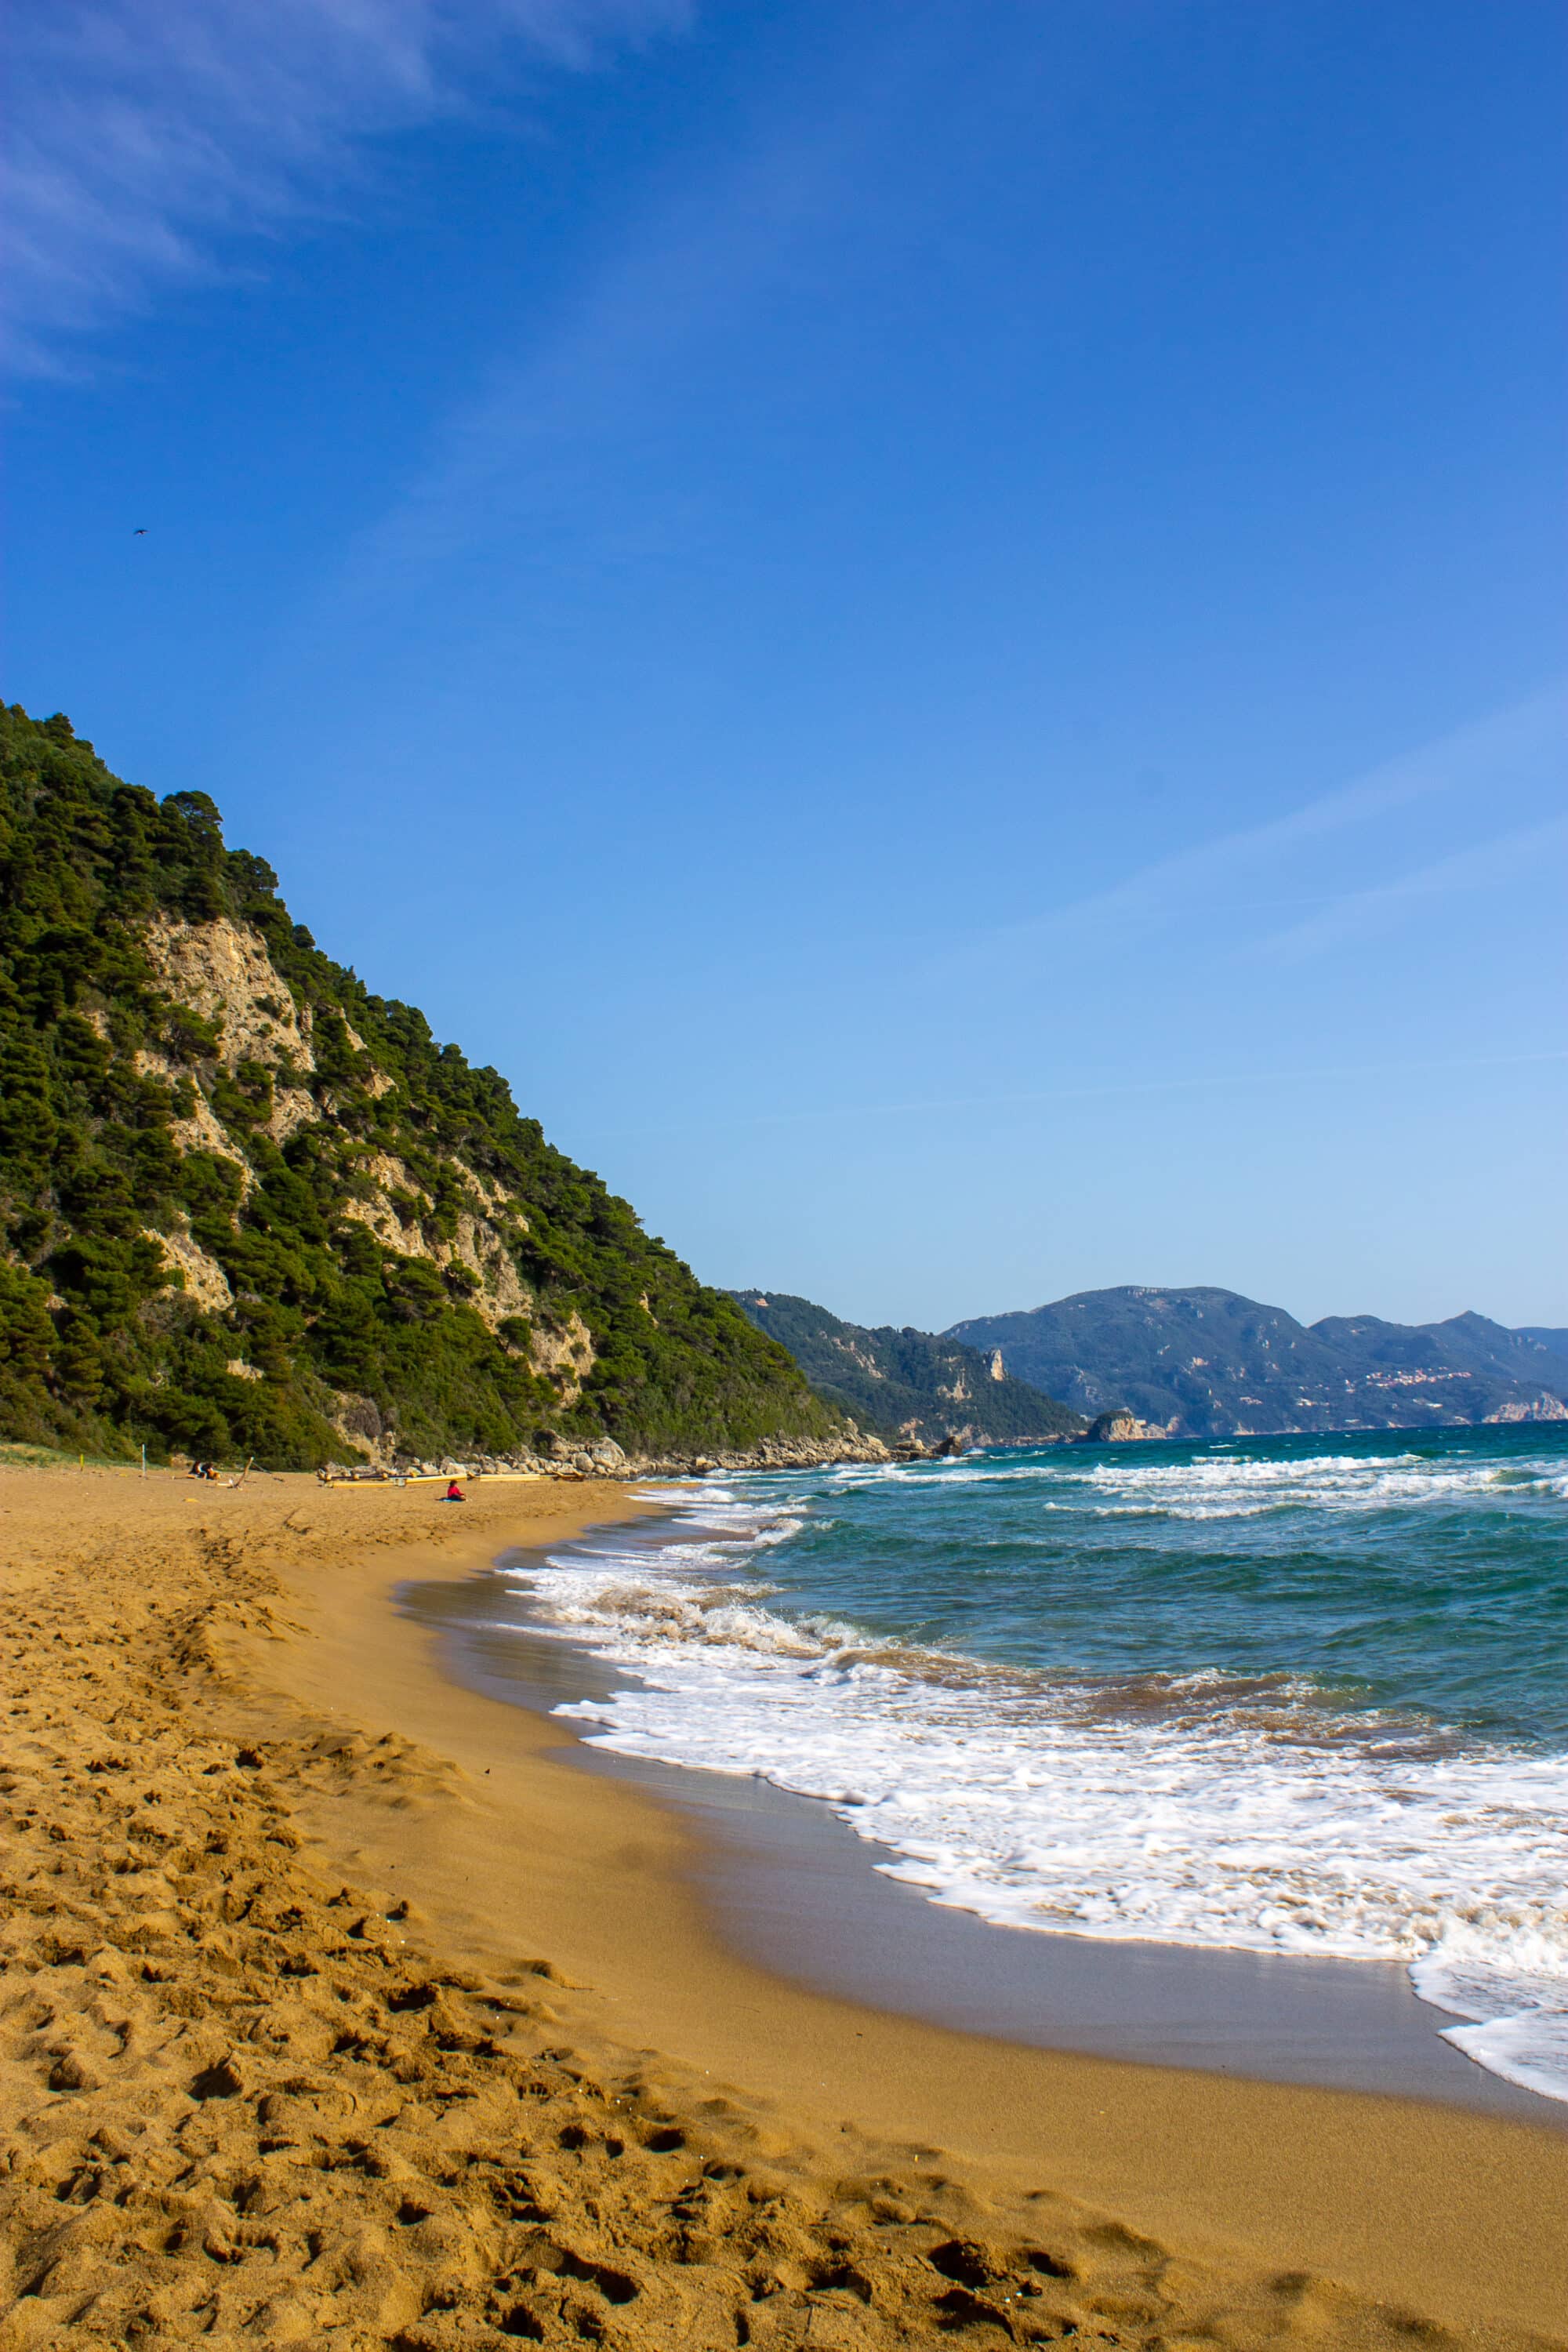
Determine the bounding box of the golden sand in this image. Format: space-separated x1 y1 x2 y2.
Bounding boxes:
0 1466 1563 2348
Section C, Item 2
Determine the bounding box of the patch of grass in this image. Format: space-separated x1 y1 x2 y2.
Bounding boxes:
0 1441 137 1470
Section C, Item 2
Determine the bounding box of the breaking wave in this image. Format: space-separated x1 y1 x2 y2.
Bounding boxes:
503 1434 1568 2102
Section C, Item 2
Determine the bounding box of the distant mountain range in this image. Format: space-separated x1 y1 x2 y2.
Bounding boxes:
946 1287 1568 1440
731 1283 1568 1446
727 1293 1085 1446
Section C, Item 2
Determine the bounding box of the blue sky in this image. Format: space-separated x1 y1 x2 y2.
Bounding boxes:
6 0 1564 1330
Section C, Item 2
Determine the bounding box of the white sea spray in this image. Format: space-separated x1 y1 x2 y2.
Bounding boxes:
510 1438 1568 2100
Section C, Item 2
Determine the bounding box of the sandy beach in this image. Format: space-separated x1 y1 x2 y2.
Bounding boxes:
2 1468 1565 2348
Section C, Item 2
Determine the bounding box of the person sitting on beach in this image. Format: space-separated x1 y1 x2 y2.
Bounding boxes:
445 1479 466 1502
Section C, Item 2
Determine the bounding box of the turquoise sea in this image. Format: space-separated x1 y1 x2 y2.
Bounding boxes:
504 1425 1568 2101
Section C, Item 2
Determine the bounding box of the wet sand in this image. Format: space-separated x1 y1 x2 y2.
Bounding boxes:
2 1466 1565 2347
408 1537 1559 2116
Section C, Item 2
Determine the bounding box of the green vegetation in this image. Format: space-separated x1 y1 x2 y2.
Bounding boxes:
0 703 838 1468
0 1441 137 1472
947 1287 1568 1438
728 1290 1084 1443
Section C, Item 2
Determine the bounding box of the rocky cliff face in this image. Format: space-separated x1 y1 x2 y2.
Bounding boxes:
1481 1393 1568 1425
947 1287 1568 1440
135 917 579 1413
1082 1410 1164 1443
728 1291 1085 1446
0 706 844 1469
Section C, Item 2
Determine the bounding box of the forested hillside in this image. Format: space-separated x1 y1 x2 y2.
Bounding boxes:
947 1286 1568 1439
728 1291 1084 1444
0 705 842 1468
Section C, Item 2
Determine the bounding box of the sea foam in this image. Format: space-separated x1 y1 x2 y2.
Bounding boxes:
505 1446 1568 2101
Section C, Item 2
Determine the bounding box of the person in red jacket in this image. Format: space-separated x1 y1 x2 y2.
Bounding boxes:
445 1479 466 1502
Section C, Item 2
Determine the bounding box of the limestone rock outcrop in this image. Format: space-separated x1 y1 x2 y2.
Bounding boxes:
1082 1409 1163 1444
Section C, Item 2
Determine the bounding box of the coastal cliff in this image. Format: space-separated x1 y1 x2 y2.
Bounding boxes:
949 1285 1568 1440
728 1289 1085 1446
1082 1409 1165 1443
0 706 856 1471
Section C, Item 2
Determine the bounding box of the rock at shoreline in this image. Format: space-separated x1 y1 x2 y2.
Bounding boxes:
1082 1409 1163 1444
1483 1393 1568 1424
369 1423 895 1484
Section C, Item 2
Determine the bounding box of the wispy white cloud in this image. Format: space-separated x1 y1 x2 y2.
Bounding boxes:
590 1046 1568 1143
1261 812 1568 961
965 683 1567 969
1 0 688 376
330 67 879 597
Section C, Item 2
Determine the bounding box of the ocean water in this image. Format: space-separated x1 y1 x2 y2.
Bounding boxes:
501 1427 1568 2103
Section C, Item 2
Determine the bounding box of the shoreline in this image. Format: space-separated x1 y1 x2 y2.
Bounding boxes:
417 1478 1568 2122
251 1490 1568 2336
403 1548 1556 2120
2 1467 1566 2345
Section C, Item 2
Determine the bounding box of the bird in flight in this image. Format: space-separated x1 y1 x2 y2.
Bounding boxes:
132 527 147 536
